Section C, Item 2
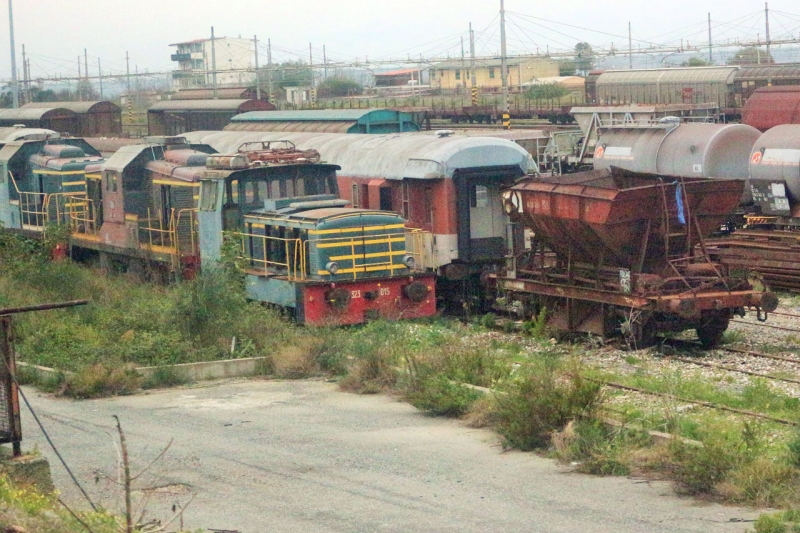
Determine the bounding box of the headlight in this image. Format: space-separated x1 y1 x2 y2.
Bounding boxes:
402 255 416 269
326 261 340 274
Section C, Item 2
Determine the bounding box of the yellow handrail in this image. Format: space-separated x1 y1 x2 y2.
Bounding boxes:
232 228 434 281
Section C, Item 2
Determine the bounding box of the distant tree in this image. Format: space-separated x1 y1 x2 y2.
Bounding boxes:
574 42 595 74
317 76 362 98
727 46 775 66
681 57 712 67
30 86 58 102
525 83 570 101
267 60 314 89
558 60 576 77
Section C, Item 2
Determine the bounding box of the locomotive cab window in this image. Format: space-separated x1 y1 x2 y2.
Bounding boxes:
105 171 119 193
199 181 217 211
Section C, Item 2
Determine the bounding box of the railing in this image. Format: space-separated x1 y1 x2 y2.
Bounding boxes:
234 229 433 281
139 208 199 271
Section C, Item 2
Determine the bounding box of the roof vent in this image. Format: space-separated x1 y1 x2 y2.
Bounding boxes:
436 130 455 138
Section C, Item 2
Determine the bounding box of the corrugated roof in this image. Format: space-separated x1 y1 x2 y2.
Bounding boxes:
183 131 532 180
22 101 120 113
173 88 252 100
231 109 385 122
224 121 355 133
0 108 76 120
597 66 739 85
737 65 800 80
148 99 263 112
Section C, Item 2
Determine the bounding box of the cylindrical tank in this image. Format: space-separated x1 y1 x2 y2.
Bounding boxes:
750 124 800 200
593 123 761 201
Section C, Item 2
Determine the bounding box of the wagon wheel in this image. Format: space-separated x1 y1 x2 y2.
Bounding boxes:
696 312 730 349
620 309 656 350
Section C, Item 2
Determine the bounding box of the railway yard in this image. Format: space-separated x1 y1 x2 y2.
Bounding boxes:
10 1 800 531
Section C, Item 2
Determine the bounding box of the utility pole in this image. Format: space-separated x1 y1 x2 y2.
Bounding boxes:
267 38 273 104
8 0 19 108
84 48 89 97
323 44 327 79
765 2 772 85
126 51 131 94
254 35 260 100
470 22 478 106
708 13 713 63
628 22 633 69
98 58 103 98
21 44 26 105
77 56 82 101
461 36 465 89
211 26 218 98
500 0 510 129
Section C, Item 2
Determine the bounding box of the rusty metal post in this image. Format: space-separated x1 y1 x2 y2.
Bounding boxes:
0 316 21 457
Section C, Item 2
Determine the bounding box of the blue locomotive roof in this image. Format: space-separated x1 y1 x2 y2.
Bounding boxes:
244 208 404 231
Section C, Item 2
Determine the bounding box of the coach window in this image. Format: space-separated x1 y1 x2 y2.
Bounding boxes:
455 70 461 81
295 177 305 196
199 181 217 211
471 185 488 208
352 184 359 208
489 68 495 79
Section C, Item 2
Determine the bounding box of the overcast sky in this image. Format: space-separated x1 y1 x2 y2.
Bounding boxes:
3 0 800 81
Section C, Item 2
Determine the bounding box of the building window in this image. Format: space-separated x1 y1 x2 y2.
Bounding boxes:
455 70 461 80
402 182 410 219
489 68 495 79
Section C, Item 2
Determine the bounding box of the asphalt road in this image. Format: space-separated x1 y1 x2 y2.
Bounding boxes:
19 379 757 533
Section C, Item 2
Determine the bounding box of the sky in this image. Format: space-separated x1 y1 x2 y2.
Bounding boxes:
2 0 800 83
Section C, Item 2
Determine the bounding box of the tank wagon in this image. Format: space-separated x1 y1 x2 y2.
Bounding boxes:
491 168 777 348
593 122 762 201
183 130 535 309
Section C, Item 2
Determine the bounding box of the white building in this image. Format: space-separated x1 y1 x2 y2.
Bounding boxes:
170 37 255 89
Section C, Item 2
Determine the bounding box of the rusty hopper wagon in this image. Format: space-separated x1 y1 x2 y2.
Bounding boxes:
491 168 777 348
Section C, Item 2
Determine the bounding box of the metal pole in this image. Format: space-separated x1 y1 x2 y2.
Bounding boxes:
20 44 26 105
628 22 633 69
8 0 19 108
126 51 131 94
84 48 89 98
765 2 772 84
25 58 30 104
254 35 260 100
98 58 103 99
77 56 82 101
470 22 477 106
211 27 218 98
500 0 510 129
267 38 273 104
323 44 327 79
708 13 713 63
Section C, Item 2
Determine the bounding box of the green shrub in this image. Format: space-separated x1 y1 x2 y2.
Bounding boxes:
405 374 483 417
61 364 142 399
753 512 788 533
670 429 745 495
142 366 190 389
493 360 603 451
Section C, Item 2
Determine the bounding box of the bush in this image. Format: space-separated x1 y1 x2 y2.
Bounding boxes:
405 374 483 417
61 364 143 399
553 420 649 476
142 366 190 389
493 360 603 451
